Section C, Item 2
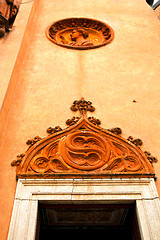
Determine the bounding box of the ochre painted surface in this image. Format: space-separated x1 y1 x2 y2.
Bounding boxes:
0 0 160 239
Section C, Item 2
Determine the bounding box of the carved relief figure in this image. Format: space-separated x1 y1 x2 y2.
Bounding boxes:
60 28 94 47
46 18 114 50
0 0 19 37
69 28 94 47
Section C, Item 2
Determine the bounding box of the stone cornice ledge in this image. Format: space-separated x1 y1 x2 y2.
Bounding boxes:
15 178 159 201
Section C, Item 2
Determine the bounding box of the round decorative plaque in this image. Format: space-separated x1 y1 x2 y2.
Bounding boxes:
60 130 110 171
46 18 114 50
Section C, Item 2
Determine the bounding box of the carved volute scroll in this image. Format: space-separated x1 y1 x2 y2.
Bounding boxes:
46 18 114 50
12 99 157 179
0 0 19 38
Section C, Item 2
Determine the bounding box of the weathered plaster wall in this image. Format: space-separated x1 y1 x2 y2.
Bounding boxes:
0 0 160 239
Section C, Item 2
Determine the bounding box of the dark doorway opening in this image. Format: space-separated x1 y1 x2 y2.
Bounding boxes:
36 204 141 240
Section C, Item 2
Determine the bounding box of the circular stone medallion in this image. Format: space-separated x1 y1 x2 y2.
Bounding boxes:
59 130 111 171
46 18 114 50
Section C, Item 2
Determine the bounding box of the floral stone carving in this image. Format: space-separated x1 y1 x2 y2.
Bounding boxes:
11 99 157 179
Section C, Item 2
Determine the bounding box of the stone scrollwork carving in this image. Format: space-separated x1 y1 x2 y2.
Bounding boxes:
26 136 42 149
11 153 25 167
66 117 80 126
66 116 101 127
127 136 143 147
11 99 157 179
144 151 158 164
46 18 114 50
108 127 122 135
87 117 101 126
0 0 19 38
46 126 62 135
70 98 95 114
59 131 110 171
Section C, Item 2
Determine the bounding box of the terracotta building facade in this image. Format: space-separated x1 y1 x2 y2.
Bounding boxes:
0 0 160 239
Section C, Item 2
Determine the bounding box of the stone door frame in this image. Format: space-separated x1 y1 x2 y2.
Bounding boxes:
7 178 160 240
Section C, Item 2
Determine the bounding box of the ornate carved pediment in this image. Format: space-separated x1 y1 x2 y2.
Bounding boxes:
12 99 157 179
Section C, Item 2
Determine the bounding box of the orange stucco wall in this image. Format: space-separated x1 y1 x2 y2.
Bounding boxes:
0 0 160 239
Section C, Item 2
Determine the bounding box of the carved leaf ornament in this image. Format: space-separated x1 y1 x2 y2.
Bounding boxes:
12 99 157 179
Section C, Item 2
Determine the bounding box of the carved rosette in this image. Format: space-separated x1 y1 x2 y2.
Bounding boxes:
59 131 110 171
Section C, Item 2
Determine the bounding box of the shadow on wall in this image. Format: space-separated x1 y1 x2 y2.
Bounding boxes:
146 0 154 6
152 0 160 9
